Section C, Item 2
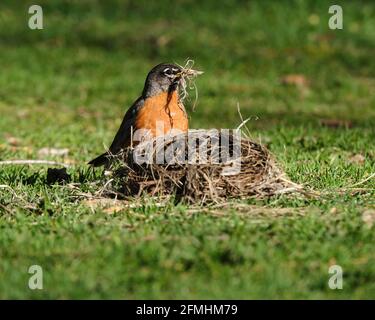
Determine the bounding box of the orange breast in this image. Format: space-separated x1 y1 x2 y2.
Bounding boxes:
134 91 188 137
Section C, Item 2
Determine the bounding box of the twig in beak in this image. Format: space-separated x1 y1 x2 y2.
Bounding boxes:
176 59 203 110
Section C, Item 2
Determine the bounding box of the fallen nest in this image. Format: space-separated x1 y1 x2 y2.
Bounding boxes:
105 130 300 204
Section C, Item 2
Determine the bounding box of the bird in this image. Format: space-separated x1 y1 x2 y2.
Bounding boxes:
89 63 193 167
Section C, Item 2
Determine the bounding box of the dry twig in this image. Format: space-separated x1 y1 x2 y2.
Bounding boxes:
0 160 70 168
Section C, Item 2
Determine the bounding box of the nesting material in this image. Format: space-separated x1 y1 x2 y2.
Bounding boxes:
107 130 297 204
176 59 203 108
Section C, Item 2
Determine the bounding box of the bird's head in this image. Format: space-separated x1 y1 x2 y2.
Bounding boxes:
143 63 202 98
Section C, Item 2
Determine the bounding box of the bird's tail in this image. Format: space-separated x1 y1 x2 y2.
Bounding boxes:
88 152 110 167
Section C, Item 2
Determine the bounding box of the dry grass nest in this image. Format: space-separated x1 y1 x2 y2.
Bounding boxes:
104 130 301 204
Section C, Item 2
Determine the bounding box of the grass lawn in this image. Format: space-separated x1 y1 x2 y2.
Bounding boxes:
0 0 374 299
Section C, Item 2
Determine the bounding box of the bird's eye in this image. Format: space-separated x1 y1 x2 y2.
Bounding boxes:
163 67 172 76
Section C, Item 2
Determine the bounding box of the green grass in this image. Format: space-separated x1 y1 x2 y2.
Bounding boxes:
0 0 374 299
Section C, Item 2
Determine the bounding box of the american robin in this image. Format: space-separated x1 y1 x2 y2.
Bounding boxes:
89 63 195 167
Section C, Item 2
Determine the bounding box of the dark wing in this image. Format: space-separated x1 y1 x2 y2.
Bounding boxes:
88 96 144 167
108 96 144 154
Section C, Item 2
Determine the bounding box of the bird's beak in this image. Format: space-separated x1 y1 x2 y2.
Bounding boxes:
173 73 182 84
